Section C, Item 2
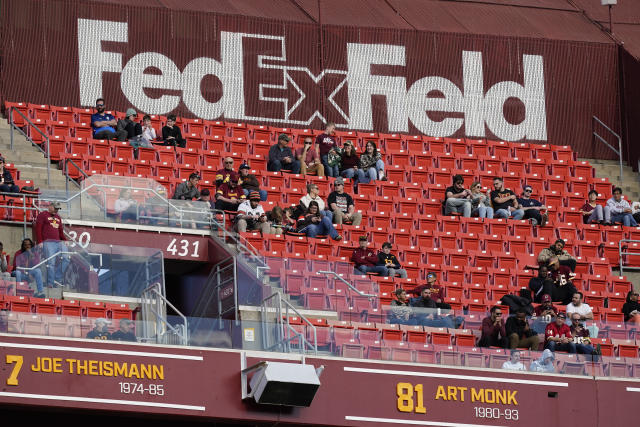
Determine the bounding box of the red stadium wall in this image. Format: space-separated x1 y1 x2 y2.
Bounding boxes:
0 334 639 426
0 0 621 159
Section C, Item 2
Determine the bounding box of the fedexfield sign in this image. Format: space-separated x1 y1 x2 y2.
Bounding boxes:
78 18 547 141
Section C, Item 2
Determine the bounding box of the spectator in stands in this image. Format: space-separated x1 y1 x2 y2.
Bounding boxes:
607 187 638 227
444 174 471 217
117 108 142 140
529 265 554 303
161 114 185 147
114 188 138 223
198 189 213 208
565 292 593 321
502 350 526 371
424 272 451 310
505 308 540 350
545 312 576 353
532 294 557 334
390 288 414 325
91 98 127 141
377 242 407 279
296 201 342 240
12 238 44 298
491 177 524 220
339 141 364 185
359 140 386 182
268 206 294 234
235 191 270 234
518 185 548 226
632 200 640 225
268 134 300 174
529 349 555 373
410 286 454 328
140 114 157 146
173 172 201 200
622 290 640 323
296 137 325 177
569 313 596 358
35 202 68 289
111 319 137 342
215 176 245 211
86 318 111 340
327 177 362 225
238 164 266 201
351 235 388 276
300 183 332 222
469 181 493 218
478 306 507 348
216 157 239 187
316 122 339 177
580 189 611 224
546 256 578 305
0 158 20 193
0 242 10 279
538 239 577 272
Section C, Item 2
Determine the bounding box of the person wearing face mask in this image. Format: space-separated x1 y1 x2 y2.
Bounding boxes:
91 98 127 141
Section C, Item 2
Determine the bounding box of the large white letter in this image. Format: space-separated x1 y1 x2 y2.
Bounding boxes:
483 54 547 141
121 52 182 115
406 77 464 137
346 43 407 132
462 51 486 138
77 19 127 106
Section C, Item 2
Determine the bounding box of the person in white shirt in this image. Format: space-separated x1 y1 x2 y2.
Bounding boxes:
140 114 157 146
114 188 138 222
299 182 332 222
565 292 593 321
502 350 526 371
235 191 270 234
606 187 638 227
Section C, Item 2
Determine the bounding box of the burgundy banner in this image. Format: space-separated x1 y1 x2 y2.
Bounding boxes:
0 334 639 426
1 0 620 159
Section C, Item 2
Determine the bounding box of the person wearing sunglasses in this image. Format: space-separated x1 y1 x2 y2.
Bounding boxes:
517 185 548 226
215 157 239 187
623 290 640 323
91 98 127 141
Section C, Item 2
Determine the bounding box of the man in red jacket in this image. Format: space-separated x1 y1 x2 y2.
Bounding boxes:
35 201 68 288
544 312 576 353
350 235 389 276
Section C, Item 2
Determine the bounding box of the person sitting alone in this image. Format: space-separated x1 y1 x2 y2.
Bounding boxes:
267 134 300 174
377 242 407 278
114 188 138 222
538 239 577 272
0 157 20 193
296 201 342 240
623 290 640 324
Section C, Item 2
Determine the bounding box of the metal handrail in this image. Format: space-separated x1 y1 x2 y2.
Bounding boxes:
142 283 188 346
15 249 103 273
618 238 640 274
592 115 623 183
9 107 51 184
317 270 376 298
261 291 317 355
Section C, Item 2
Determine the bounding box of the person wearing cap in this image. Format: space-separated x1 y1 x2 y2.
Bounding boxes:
215 176 245 211
235 191 270 234
580 189 611 224
316 122 339 177
35 201 68 288
299 182 332 222
606 187 638 227
544 311 576 353
351 236 388 276
216 157 240 187
117 107 143 140
238 163 267 201
296 201 342 240
490 177 524 220
91 98 127 141
111 318 137 342
0 157 20 193
161 114 185 147
424 271 451 309
377 242 407 279
532 293 558 334
327 177 362 225
445 174 472 217
537 239 577 272
296 136 325 177
517 185 548 226
267 134 300 174
86 318 112 340
409 286 455 328
173 172 201 200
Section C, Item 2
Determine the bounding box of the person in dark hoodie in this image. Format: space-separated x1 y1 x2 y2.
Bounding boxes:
351 236 388 276
410 286 454 328
505 308 539 350
377 242 407 278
